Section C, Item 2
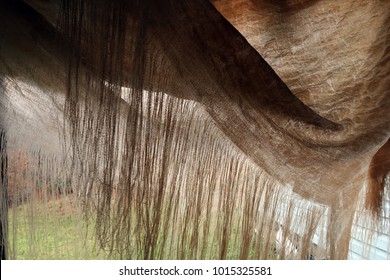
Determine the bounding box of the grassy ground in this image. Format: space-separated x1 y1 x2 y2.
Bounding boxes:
8 196 109 260
7 196 276 259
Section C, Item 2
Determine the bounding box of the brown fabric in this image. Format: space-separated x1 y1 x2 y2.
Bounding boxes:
24 0 390 205
211 0 390 204
0 0 389 259
366 139 390 214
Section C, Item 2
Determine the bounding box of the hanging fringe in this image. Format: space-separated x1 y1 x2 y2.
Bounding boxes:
2 0 389 260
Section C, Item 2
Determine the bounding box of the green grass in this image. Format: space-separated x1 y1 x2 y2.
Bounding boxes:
7 196 277 260
8 196 109 260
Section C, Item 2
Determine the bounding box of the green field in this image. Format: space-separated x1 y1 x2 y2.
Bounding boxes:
8 196 109 260
7 196 277 260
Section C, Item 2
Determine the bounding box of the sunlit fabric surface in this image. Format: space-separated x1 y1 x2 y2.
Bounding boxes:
0 0 389 259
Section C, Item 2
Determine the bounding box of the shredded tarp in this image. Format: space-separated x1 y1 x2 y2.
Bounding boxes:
0 0 389 259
